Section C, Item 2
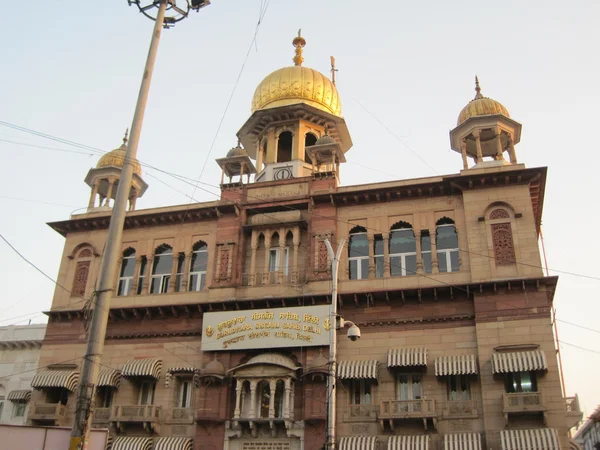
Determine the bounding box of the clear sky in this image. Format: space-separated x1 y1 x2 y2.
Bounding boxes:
0 0 598 418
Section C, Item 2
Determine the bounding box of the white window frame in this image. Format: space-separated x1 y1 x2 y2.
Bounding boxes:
396 374 423 401
178 380 192 408
117 253 136 296
138 381 156 406
151 248 172 294
436 224 459 273
389 228 416 277
350 379 372 405
268 247 289 275
189 246 208 292
348 232 369 280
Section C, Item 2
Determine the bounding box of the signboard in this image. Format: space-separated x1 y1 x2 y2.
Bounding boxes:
201 305 331 351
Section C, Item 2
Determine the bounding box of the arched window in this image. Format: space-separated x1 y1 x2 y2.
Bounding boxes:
348 226 369 280
72 247 92 297
489 208 516 266
189 241 208 291
436 218 459 272
151 244 173 294
304 133 317 163
117 248 136 296
257 380 271 418
389 222 416 277
277 131 293 163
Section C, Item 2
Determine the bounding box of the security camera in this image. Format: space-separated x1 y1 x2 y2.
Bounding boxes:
347 324 361 341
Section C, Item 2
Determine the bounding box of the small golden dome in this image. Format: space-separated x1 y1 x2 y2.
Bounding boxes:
457 76 510 125
250 32 342 116
96 131 142 176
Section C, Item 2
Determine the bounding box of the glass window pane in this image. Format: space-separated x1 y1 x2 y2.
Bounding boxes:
360 258 369 279
117 279 128 297
421 233 431 252
412 375 422 399
390 229 416 254
450 250 460 272
269 249 279 272
375 256 384 278
405 254 417 276
422 252 432 274
349 260 358 280
191 251 208 272
120 257 136 277
150 277 161 294
374 236 384 256
390 256 402 277
438 251 448 273
397 375 409 400
153 254 172 275
520 372 534 392
349 234 368 258
437 225 458 250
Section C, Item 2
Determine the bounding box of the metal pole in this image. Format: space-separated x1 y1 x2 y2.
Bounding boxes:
324 238 345 450
69 2 167 449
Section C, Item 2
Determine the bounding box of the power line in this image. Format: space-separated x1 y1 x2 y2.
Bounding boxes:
557 319 600 335
561 341 600 356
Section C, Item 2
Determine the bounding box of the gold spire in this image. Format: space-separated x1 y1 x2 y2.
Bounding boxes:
474 75 483 99
122 128 129 145
330 55 338 85
292 29 306 66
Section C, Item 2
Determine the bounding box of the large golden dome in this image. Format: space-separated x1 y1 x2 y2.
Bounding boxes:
97 133 142 176
250 32 342 116
457 77 509 125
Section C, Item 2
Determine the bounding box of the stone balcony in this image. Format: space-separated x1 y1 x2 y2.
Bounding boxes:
241 270 306 287
167 407 195 425
110 405 160 433
502 392 547 424
379 399 437 431
92 407 111 426
30 403 67 424
343 404 379 423
441 400 479 419
565 395 583 428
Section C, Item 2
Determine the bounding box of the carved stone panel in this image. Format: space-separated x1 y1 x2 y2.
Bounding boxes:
491 223 516 265
72 261 90 296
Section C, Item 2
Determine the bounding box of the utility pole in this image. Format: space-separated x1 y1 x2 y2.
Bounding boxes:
324 238 345 450
69 1 208 448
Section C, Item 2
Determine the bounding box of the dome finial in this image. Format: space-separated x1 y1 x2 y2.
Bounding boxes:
474 75 483 99
122 128 129 145
292 29 306 66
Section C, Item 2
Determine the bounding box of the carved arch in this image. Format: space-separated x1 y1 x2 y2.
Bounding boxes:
68 243 100 260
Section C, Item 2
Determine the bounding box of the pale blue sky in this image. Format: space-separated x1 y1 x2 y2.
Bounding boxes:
1 1 598 417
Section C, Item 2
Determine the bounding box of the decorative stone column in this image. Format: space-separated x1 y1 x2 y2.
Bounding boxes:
143 257 153 294
283 379 292 420
88 180 99 209
508 134 518 164
131 256 142 295
382 233 390 278
367 234 375 279
495 127 505 160
415 231 423 274
430 228 439 274
249 230 258 286
292 227 300 283
249 380 258 419
289 382 295 420
473 130 483 163
268 379 277 419
182 252 192 291
169 250 179 292
263 234 272 285
278 228 286 283
234 383 242 419
128 189 138 211
104 178 115 207
460 139 469 169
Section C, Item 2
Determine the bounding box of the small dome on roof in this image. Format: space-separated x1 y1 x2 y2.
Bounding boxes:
96 130 142 176
457 76 510 126
243 353 297 371
226 143 247 157
308 351 328 371
204 357 225 378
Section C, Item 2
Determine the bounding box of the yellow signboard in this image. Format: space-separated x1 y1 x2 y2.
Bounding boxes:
201 305 331 351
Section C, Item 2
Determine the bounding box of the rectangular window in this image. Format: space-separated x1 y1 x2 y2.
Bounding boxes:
175 253 185 292
139 381 156 405
505 371 537 393
136 256 147 295
374 235 384 278
350 379 372 405
389 229 417 277
178 380 192 408
97 387 113 408
421 232 432 274
436 225 459 272
13 402 26 417
396 374 422 400
268 248 289 275
349 232 369 280
448 375 470 401
117 254 136 296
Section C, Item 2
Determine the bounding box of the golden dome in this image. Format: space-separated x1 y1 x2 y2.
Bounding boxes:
96 131 142 176
457 76 510 125
250 32 342 116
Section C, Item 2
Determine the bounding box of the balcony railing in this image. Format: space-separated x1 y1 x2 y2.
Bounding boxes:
110 405 160 433
92 407 111 424
241 270 306 286
30 403 67 423
380 399 436 419
168 407 194 424
343 404 378 422
565 395 583 428
503 392 546 414
441 400 479 419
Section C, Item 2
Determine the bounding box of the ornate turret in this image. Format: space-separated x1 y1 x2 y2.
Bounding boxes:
450 77 522 170
84 130 148 212
215 141 256 186
236 32 352 184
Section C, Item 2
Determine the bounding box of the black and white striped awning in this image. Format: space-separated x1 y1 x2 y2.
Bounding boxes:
154 437 194 450
121 358 162 379
7 390 31 402
387 348 427 368
31 369 79 392
492 350 547 374
339 436 378 450
337 360 379 380
105 434 113 450
112 436 152 450
501 428 560 450
97 369 121 388
443 433 482 450
435 355 478 376
165 367 199 388
388 435 430 450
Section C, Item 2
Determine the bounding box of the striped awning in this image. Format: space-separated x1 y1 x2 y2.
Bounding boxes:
154 437 194 450
435 355 478 376
388 435 430 450
121 358 162 379
337 360 379 380
387 348 427 368
97 369 121 388
444 433 482 450
339 436 378 450
105 434 113 450
492 350 547 374
501 428 560 450
31 369 79 392
112 436 152 450
7 390 31 402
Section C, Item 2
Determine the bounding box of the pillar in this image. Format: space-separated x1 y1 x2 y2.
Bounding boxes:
283 379 291 420
508 134 518 164
263 233 272 284
415 231 423 274
289 382 295 420
131 256 142 295
234 383 242 419
256 142 263 173
382 233 390 278
495 127 505 160
169 249 179 293
293 227 300 282
88 180 99 209
143 257 153 295
367 234 375 279
249 380 258 419
104 178 115 207
268 379 276 419
460 139 469 169
473 130 483 163
430 228 439 274
278 228 286 283
249 230 258 286
128 191 138 211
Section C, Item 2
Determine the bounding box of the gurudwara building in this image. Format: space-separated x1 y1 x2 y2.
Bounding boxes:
30 34 583 450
